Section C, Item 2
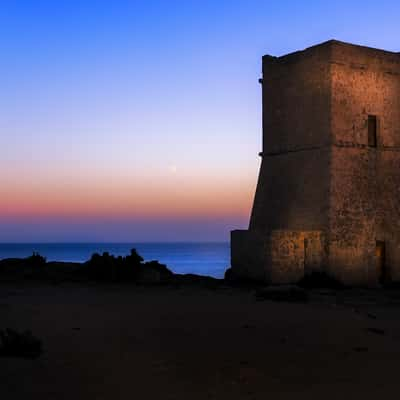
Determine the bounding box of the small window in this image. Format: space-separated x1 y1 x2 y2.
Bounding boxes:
368 115 377 147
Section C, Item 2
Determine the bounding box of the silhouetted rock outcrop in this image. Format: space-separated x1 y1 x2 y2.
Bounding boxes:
138 261 174 283
224 267 233 281
85 249 173 283
0 252 48 280
0 248 176 284
0 249 228 287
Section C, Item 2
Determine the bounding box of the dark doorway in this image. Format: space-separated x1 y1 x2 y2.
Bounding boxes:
304 236 322 275
368 115 378 147
376 241 386 284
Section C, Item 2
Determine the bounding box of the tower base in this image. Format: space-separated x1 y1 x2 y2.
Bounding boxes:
230 230 325 284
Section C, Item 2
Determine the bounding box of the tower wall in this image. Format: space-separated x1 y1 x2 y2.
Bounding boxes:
250 44 332 234
329 43 400 284
250 150 330 233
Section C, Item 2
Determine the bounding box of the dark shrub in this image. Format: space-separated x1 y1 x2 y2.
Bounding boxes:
126 249 144 266
121 249 144 280
0 329 43 359
26 252 46 267
87 252 118 281
25 252 47 278
86 248 170 283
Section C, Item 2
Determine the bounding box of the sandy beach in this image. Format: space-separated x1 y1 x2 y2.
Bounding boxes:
1 282 400 399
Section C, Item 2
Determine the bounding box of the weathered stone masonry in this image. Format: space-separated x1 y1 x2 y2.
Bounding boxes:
231 40 400 285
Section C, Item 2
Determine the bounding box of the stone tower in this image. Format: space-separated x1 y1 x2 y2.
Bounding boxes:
231 40 400 285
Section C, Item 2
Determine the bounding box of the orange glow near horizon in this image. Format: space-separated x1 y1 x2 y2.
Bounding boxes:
1 173 256 221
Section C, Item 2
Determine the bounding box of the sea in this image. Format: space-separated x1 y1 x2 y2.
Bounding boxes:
0 243 230 279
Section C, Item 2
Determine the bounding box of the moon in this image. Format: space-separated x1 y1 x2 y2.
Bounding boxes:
168 165 178 174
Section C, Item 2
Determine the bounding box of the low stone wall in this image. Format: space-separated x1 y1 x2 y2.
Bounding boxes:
231 229 325 284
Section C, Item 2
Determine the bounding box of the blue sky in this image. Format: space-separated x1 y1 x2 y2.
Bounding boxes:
0 0 399 241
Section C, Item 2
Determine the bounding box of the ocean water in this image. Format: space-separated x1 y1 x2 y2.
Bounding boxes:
0 243 230 278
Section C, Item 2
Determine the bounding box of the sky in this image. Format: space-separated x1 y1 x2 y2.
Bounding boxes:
0 0 399 242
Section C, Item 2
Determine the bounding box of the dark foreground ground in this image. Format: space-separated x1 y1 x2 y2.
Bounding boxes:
1 282 400 399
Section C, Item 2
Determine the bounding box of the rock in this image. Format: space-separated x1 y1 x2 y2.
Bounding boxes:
137 261 174 284
353 346 368 352
366 327 385 335
298 272 343 289
255 285 308 303
224 267 233 281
